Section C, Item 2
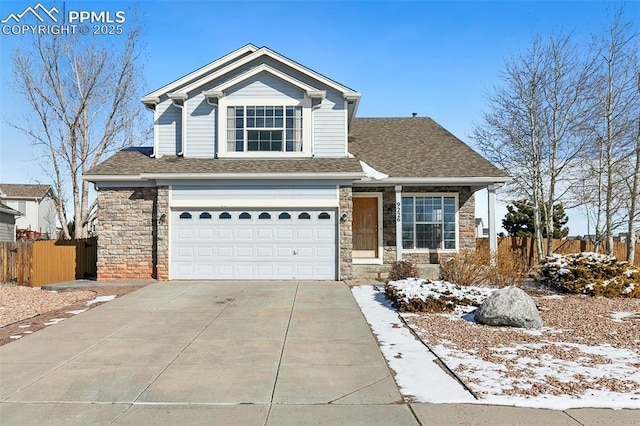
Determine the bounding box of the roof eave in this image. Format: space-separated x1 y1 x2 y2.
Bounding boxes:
353 176 511 186
84 172 366 182
140 172 365 181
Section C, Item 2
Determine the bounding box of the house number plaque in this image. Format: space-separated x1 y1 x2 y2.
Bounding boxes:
396 202 401 223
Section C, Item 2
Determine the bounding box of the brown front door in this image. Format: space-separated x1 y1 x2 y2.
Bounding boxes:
353 197 378 258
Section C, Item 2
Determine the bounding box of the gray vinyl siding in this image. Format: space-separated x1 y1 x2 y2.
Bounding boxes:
185 93 216 158
225 73 304 100
154 57 349 158
0 213 15 241
171 182 339 207
313 90 346 157
156 99 182 156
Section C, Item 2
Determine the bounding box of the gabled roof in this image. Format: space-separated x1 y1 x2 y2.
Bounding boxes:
142 44 259 102
348 118 509 183
83 148 364 182
142 45 360 105
0 183 53 199
0 202 21 216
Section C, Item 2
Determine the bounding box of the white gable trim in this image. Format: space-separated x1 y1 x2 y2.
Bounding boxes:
209 64 326 100
177 47 359 98
142 44 259 103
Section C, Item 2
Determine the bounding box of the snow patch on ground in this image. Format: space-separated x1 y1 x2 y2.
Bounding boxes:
86 295 116 306
351 285 475 403
352 284 640 410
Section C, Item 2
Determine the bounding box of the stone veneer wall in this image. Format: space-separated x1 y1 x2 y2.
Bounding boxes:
339 186 353 279
353 186 476 265
97 186 169 280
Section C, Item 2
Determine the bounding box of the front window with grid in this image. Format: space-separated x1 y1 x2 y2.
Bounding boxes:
402 195 457 250
227 106 303 152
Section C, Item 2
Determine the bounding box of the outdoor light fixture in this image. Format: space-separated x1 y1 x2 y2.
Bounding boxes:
159 213 167 224
340 212 348 223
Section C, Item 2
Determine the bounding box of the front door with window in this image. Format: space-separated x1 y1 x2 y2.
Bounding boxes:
353 197 378 258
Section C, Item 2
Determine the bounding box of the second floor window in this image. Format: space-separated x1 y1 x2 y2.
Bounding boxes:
227 106 302 152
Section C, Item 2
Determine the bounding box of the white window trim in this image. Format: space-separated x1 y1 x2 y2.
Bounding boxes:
352 192 384 265
217 96 312 158
401 192 459 254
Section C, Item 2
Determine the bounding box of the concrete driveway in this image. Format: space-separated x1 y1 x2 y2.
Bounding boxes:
1 281 635 425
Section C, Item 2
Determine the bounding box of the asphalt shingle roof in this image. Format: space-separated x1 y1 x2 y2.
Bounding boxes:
0 184 52 199
349 117 507 178
84 148 363 176
85 118 507 180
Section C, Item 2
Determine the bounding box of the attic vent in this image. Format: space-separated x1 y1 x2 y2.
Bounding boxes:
412 112 417 118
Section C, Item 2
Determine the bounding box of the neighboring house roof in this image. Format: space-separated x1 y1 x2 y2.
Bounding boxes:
0 202 22 216
84 148 364 181
0 184 52 200
349 117 509 183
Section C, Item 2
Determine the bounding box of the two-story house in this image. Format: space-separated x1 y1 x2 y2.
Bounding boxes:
0 184 57 239
84 44 508 281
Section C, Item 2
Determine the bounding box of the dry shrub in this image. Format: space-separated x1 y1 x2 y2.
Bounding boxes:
439 249 489 286
388 260 419 281
485 251 529 287
439 249 528 287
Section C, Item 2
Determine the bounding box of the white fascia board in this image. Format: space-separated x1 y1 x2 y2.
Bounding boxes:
179 47 360 98
0 205 22 216
142 44 259 101
353 176 511 186
144 172 365 181
211 64 322 96
82 174 143 182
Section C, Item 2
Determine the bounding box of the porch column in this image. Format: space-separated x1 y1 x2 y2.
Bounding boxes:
488 184 497 254
395 185 403 260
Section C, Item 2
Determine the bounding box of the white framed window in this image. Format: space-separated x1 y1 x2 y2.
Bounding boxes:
402 194 458 250
217 96 312 158
227 106 302 152
5 200 26 215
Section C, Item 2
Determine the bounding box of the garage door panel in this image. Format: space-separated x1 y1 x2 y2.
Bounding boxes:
256 246 274 258
217 228 233 240
257 228 274 239
171 209 336 280
236 246 254 258
276 228 294 240
237 229 254 240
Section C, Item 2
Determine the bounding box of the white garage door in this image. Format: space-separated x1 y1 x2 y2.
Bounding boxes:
171 209 337 280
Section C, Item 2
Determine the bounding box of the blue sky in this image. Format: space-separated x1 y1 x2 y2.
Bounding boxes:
0 0 636 235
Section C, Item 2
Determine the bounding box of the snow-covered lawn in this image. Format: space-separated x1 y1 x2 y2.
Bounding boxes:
352 280 640 410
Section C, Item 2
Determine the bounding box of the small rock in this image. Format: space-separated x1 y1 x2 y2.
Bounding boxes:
474 286 543 329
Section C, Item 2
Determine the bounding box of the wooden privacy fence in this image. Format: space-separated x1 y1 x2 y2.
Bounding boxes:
477 237 640 269
0 237 97 287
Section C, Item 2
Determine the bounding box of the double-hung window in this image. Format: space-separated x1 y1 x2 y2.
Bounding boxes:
227 106 303 152
402 195 457 250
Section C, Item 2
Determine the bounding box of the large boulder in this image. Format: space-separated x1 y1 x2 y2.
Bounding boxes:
474 286 543 329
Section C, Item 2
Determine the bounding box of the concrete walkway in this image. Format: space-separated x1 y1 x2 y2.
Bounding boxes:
1 281 638 425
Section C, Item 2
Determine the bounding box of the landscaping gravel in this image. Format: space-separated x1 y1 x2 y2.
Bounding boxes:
403 293 640 399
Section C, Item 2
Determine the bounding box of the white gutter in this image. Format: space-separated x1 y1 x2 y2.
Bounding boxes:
83 172 365 182
354 176 511 186
141 172 365 181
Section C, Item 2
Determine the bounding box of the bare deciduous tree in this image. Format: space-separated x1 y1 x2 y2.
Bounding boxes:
579 9 639 255
473 34 592 262
9 28 146 239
